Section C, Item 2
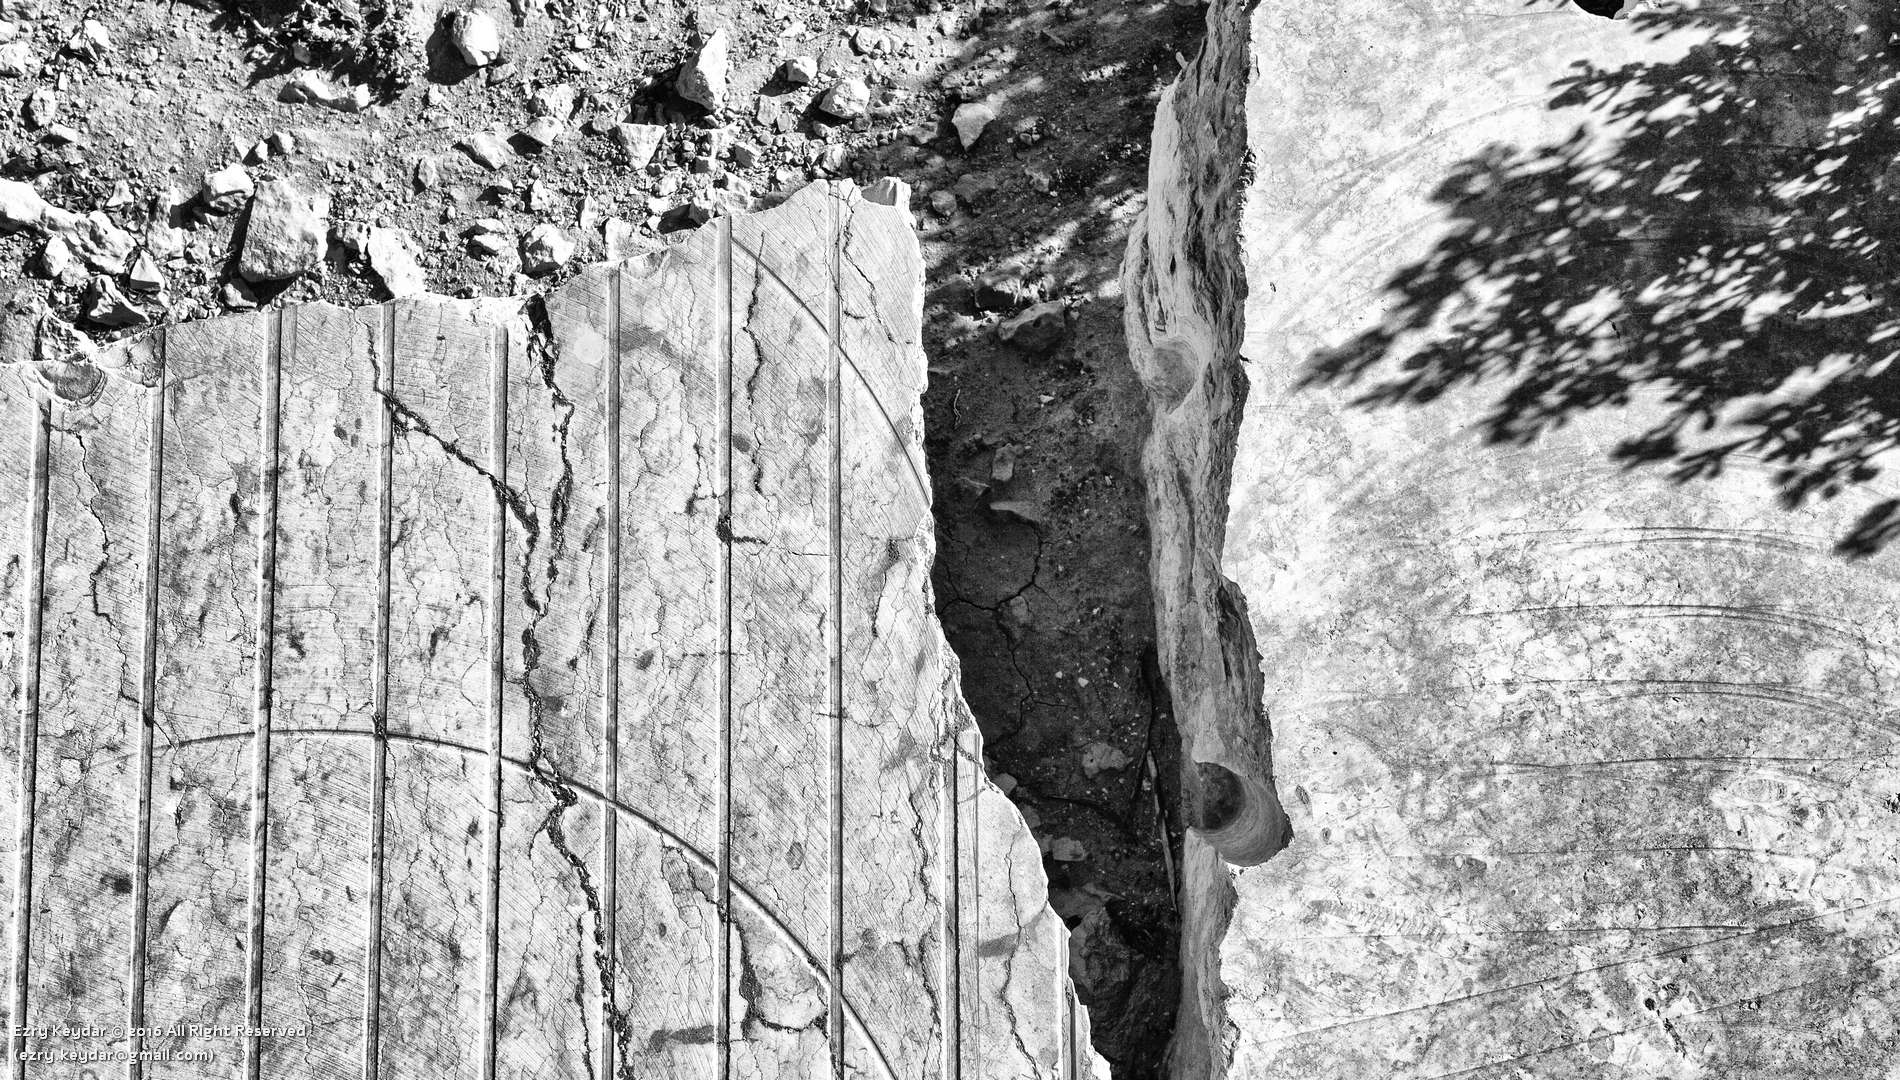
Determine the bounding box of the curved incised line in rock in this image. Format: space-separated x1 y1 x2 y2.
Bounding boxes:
108 722 907 1080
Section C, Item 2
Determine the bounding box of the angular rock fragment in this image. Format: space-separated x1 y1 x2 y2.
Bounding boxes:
366 226 427 297
450 9 502 67
516 115 564 149
1048 837 1087 862
37 122 80 148
779 54 817 85
280 69 372 112
819 77 871 121
1080 741 1131 779
952 101 995 148
466 217 509 256
220 277 258 309
22 85 53 128
0 41 34 76
126 250 164 292
676 28 729 109
81 274 144 327
528 82 576 119
65 18 110 61
64 211 135 274
610 122 664 168
459 130 511 169
239 178 329 281
0 181 43 233
37 233 70 281
861 175 909 211
519 222 572 274
603 216 643 259
997 299 1068 352
201 163 254 214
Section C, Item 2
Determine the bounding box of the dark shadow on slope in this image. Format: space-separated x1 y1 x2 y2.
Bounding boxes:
1302 0 1900 556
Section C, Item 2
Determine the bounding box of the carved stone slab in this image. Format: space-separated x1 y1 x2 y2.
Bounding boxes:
0 181 1096 1080
1129 1 1900 1075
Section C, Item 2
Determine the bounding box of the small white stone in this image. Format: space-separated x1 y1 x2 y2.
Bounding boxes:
819 77 870 121
451 9 503 67
952 102 996 149
83 275 145 328
459 131 511 170
779 55 817 86
528 82 577 120
517 116 565 149
610 123 665 169
367 227 428 298
22 86 54 128
0 178 47 229
37 233 68 279
67 19 111 60
520 223 574 275
279 69 372 113
860 176 911 213
201 163 254 215
0 41 36 77
238 178 329 281
126 250 164 292
38 123 81 148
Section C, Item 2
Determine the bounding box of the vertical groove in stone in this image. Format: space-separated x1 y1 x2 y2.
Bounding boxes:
961 742 981 1080
827 193 846 1080
6 395 46 1080
363 303 396 1080
601 269 623 1080
244 305 286 1080
716 212 734 1080
1062 939 1076 1079
942 720 958 1080
481 324 508 1080
128 334 166 1080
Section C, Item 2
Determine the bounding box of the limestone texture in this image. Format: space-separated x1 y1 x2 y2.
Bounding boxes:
0 182 1099 1079
1127 0 1900 1075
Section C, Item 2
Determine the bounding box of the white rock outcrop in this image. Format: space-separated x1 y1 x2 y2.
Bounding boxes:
0 182 1101 1080
1126 0 1900 1075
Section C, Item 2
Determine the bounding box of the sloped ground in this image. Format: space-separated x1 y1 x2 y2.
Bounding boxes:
0 0 1202 1073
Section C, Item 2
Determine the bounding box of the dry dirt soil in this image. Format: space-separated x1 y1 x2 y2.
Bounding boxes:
0 0 1205 1072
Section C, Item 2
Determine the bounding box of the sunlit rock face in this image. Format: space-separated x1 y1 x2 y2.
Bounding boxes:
1131 0 1900 1075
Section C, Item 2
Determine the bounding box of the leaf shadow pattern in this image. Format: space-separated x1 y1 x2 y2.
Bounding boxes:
1299 0 1900 556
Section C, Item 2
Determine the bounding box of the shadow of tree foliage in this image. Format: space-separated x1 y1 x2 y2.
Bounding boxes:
1299 0 1900 556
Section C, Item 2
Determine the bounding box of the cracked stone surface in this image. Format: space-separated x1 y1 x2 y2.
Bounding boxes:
0 180 1100 1079
1130 0 1900 1075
